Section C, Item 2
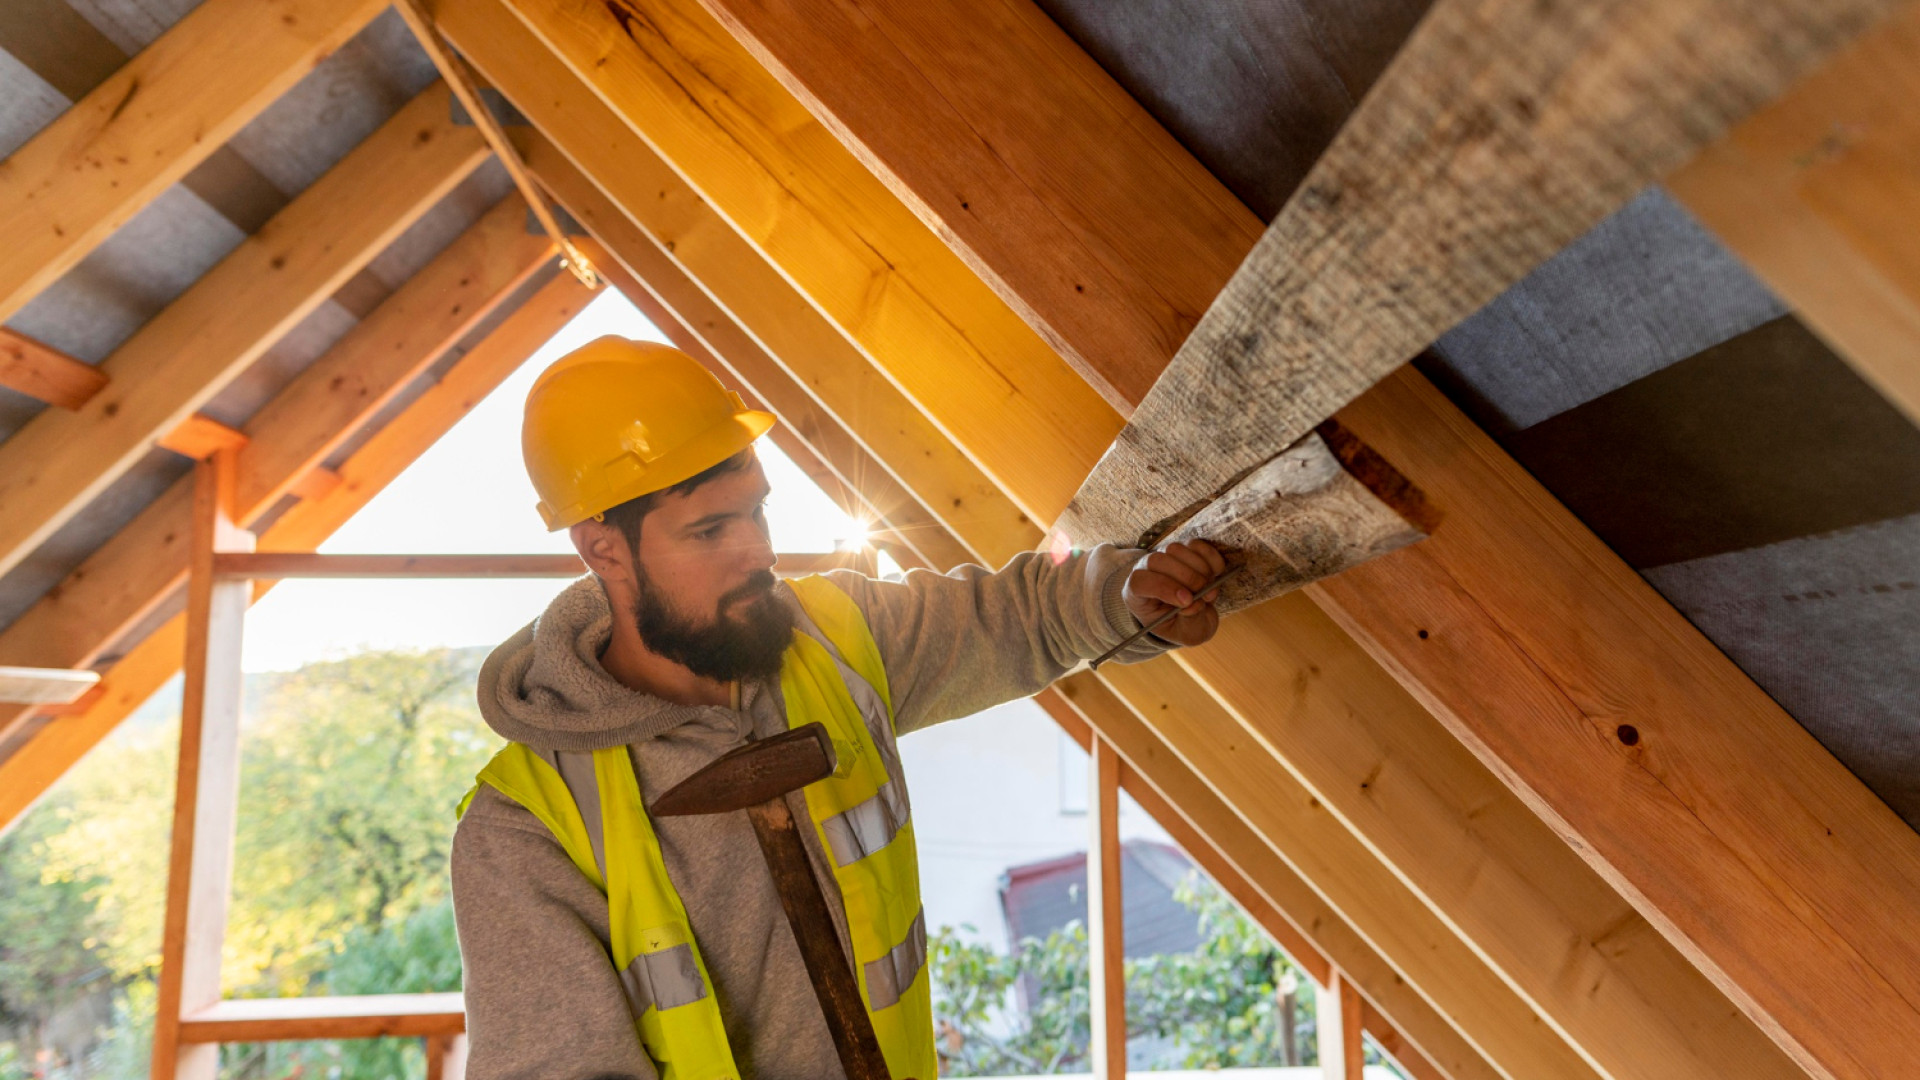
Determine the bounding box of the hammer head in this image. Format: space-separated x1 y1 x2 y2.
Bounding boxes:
651 722 837 817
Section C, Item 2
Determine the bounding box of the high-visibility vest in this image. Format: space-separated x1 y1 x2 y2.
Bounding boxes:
458 576 936 1080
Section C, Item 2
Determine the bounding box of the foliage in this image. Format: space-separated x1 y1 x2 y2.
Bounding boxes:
1125 874 1314 1068
0 648 494 1079
930 874 1324 1076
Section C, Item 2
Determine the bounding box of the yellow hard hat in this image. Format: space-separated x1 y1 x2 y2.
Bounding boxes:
521 336 776 530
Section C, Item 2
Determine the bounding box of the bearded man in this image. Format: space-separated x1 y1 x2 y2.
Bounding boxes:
450 337 1224 1079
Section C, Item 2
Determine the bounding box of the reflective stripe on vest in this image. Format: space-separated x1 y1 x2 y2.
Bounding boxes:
460 576 936 1080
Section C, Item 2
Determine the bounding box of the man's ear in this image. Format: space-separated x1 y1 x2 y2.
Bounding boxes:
570 519 635 586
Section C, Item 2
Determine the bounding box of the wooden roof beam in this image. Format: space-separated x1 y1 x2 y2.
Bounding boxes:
0 0 388 327
1040 677 1489 1080
1669 4 1920 425
423 0 1041 562
0 330 108 410
685 0 1920 1075
0 82 491 583
0 193 555 743
0 272 594 834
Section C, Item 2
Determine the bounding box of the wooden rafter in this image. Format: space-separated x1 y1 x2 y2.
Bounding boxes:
1040 679 1481 1080
518 100 1501 1077
444 0 1118 525
0 272 594 834
1669 3 1920 424
674 0 1920 1075
0 193 555 745
0 82 492 583
0 0 388 327
0 329 108 410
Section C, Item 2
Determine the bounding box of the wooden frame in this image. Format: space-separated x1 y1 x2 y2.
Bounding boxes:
1085 733 1125 1078
0 329 108 410
0 81 492 582
0 272 595 833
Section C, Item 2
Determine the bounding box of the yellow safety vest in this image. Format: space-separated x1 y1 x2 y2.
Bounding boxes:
458 576 936 1080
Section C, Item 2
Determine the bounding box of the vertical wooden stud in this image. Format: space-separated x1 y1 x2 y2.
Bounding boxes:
1321 969 1366 1080
150 449 255 1080
1087 733 1126 1078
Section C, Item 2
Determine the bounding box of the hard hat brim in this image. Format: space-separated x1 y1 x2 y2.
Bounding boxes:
541 408 778 531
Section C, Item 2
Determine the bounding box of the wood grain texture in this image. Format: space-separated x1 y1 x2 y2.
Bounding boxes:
0 274 593 835
0 192 554 746
157 415 249 461
1313 367 1920 1080
1086 734 1125 1079
690 0 1259 410
1091 657 1599 1080
150 453 253 1080
428 0 1043 562
0 83 489 581
0 0 387 327
1155 431 1427 617
468 0 1121 524
1668 2 1920 424
1050 672 1507 1080
1053 0 1904 549
0 329 108 409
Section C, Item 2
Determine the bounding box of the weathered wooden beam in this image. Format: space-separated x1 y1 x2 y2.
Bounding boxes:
1668 3 1920 424
0 273 593 834
0 0 388 327
0 192 555 746
688 0 1920 1075
0 329 108 409
1037 0 1906 547
0 82 490 581
443 0 1118 526
424 0 1037 562
1045 675 1498 1080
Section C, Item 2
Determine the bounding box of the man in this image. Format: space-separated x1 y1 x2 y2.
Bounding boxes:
452 337 1225 1079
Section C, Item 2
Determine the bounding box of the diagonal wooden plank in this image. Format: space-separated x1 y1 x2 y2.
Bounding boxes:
443 0 1120 526
1050 0 1906 548
689 1 1920 1076
423 0 1042 562
1045 674 1506 1080
1668 3 1920 424
0 193 553 743
0 82 490 582
0 272 593 834
0 0 388 327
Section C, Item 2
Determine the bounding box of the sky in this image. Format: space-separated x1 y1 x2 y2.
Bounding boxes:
240 288 864 672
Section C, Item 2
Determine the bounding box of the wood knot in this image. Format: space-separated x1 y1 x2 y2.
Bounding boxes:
1616 724 1640 747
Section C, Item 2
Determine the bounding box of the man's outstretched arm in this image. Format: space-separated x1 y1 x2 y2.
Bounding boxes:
825 540 1225 735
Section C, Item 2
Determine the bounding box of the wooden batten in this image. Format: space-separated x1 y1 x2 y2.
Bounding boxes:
158 415 250 461
0 329 108 410
0 0 388 327
0 666 100 705
0 82 491 584
178 993 465 1043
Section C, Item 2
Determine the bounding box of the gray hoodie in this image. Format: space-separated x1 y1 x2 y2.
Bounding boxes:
451 546 1162 1079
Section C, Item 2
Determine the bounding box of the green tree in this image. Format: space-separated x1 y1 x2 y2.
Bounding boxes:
0 793 115 1075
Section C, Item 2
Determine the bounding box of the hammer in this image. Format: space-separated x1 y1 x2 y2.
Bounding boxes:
651 723 901 1080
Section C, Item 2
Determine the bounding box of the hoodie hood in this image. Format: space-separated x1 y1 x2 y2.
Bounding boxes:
476 576 731 752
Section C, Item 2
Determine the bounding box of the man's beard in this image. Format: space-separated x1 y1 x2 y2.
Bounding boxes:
631 567 795 682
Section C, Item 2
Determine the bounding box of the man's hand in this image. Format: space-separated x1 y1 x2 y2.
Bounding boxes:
1121 540 1228 649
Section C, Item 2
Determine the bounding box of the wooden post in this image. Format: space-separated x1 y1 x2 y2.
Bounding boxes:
1320 969 1365 1080
151 449 254 1080
1087 733 1125 1078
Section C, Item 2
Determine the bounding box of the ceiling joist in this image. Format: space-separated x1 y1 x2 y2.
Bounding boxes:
0 329 107 410
0 0 389 328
